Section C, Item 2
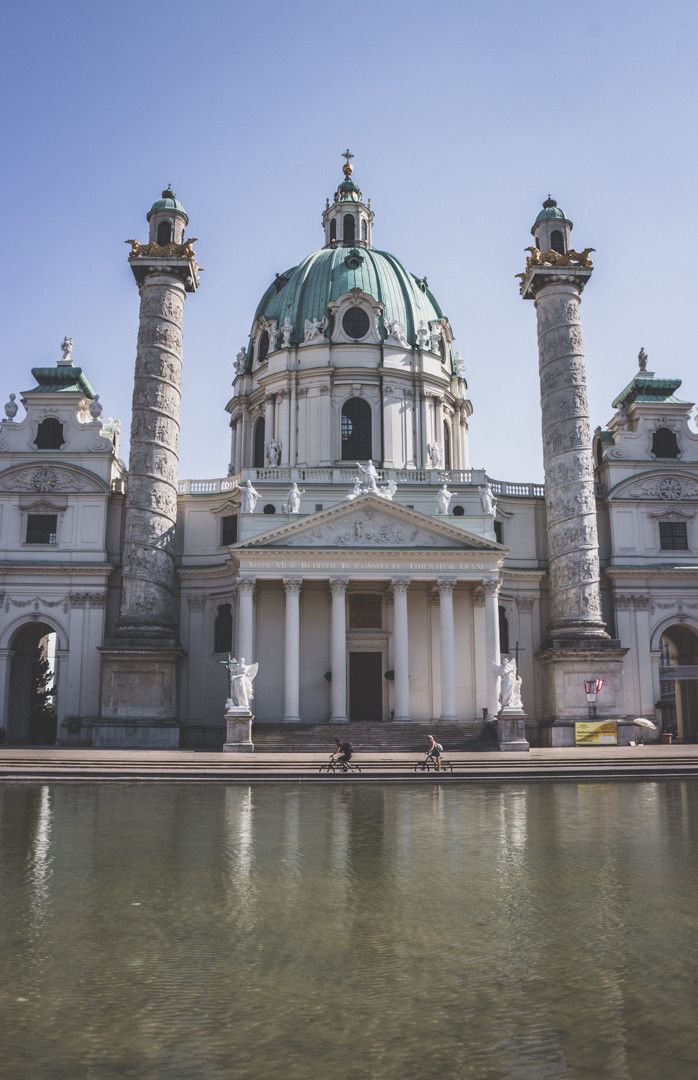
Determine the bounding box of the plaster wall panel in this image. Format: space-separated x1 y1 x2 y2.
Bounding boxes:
299 586 330 722
255 587 283 722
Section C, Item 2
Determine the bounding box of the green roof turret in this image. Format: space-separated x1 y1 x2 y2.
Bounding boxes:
323 150 374 247
147 185 188 224
532 195 572 233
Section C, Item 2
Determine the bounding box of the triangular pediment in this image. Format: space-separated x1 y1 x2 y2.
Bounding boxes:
236 494 502 551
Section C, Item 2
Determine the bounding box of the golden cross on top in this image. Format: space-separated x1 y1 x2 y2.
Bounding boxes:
342 148 354 167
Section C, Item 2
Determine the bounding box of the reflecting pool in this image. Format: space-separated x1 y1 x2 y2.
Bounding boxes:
2 781 698 1079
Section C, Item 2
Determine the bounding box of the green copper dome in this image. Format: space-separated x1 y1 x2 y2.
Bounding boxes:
532 196 570 230
147 186 188 223
251 246 445 354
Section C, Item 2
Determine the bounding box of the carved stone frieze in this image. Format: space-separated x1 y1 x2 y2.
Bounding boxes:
0 466 95 493
279 507 463 549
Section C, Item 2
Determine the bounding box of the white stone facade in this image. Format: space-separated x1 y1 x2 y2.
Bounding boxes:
1 178 697 747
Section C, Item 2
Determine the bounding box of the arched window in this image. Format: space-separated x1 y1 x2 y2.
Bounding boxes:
361 218 368 242
330 218 337 242
651 427 680 459
341 397 372 460
443 421 452 469
343 214 355 245
253 417 265 468
214 604 233 654
157 220 172 245
498 606 510 656
257 329 270 363
550 229 564 254
34 418 65 450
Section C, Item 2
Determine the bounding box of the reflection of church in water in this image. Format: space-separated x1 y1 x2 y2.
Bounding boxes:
1 156 697 747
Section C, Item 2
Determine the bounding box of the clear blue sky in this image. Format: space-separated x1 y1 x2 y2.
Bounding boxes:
3 0 697 482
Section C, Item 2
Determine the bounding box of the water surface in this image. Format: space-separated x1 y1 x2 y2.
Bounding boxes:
2 781 698 1079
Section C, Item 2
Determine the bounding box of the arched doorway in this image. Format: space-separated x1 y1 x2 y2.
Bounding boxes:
7 623 58 744
658 624 698 741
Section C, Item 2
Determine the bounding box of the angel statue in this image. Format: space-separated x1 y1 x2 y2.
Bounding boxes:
492 657 523 712
220 654 259 711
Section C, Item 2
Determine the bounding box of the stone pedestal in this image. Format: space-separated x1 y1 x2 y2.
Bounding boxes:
537 642 627 746
496 711 530 752
97 645 183 747
223 708 254 752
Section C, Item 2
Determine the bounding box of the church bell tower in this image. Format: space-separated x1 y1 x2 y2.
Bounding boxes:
99 188 200 747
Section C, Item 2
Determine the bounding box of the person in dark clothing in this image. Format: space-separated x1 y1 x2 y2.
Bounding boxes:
331 738 353 771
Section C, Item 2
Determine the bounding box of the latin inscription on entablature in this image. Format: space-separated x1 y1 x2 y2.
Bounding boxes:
241 558 493 573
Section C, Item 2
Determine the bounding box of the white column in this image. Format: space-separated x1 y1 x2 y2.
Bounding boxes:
283 579 301 722
484 579 501 719
391 579 411 721
264 394 275 452
634 597 655 715
438 580 456 721
472 589 488 719
239 406 249 472
237 579 256 662
419 390 429 467
329 579 348 723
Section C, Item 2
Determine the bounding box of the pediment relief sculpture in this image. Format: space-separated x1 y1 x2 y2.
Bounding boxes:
0 464 105 494
274 507 470 549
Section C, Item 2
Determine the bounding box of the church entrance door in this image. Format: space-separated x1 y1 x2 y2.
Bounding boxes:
349 652 383 722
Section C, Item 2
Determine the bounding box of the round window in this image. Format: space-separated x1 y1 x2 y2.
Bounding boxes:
342 307 370 340
452 505 465 517
263 503 276 515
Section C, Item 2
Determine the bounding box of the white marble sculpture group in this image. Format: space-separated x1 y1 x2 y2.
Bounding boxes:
220 654 258 713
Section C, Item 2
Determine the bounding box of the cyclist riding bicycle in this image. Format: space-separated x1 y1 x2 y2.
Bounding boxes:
424 735 444 771
331 738 354 772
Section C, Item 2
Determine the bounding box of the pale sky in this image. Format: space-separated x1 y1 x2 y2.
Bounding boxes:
2 0 697 482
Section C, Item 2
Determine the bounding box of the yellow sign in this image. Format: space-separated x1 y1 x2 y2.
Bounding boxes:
575 721 618 746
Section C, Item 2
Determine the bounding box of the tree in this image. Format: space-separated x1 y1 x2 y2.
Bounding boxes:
30 644 56 743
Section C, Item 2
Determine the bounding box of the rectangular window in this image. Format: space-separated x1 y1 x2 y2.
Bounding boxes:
494 520 504 544
26 514 58 544
221 515 238 546
349 594 382 630
659 521 688 550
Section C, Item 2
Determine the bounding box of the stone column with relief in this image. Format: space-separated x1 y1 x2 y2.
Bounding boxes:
99 188 200 748
519 198 626 744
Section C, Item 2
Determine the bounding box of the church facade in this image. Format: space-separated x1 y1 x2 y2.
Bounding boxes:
1 161 697 748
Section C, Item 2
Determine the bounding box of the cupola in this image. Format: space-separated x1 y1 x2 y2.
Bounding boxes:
531 195 572 255
147 185 188 246
322 150 374 248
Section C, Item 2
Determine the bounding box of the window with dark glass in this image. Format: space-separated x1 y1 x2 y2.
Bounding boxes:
443 422 452 469
494 520 503 544
257 329 270 363
452 504 464 517
659 521 688 550
343 214 355 245
34 418 65 450
221 515 238 546
342 307 370 340
156 220 172 245
263 504 276 514
361 219 368 242
651 427 680 459
341 397 372 460
550 229 564 254
349 594 382 629
26 514 58 544
253 418 265 468
214 604 233 653
596 440 604 468
498 606 510 655
330 219 337 242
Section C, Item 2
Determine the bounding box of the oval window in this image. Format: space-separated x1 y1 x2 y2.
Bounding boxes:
342 307 370 340
257 329 270 362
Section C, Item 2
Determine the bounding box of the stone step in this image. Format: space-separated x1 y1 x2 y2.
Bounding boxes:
249 721 496 752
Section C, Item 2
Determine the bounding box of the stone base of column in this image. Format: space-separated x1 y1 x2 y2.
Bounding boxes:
98 644 183 748
330 715 350 724
537 639 628 747
223 709 254 753
496 710 530 752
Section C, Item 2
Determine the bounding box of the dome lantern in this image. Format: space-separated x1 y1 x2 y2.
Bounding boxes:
146 185 188 246
531 195 573 255
322 150 374 249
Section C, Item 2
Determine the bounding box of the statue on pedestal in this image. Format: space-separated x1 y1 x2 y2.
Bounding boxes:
241 479 260 513
283 482 303 514
436 483 452 515
220 654 259 712
492 657 524 712
480 483 496 516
